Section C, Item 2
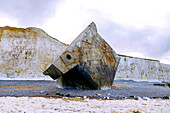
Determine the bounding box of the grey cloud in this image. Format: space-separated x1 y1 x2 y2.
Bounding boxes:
0 0 62 26
1 0 170 61
96 20 170 60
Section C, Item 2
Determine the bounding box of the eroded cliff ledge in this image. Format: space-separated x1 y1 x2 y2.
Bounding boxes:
0 26 68 79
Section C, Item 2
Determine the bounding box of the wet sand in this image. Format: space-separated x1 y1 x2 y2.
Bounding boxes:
0 80 169 99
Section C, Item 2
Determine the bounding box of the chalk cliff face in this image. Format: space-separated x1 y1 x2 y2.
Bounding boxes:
0 26 169 82
0 26 68 79
116 55 170 82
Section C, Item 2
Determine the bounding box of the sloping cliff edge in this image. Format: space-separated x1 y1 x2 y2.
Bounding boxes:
0 26 169 82
0 26 68 80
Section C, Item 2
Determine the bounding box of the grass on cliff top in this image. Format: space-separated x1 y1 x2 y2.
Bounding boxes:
118 54 160 62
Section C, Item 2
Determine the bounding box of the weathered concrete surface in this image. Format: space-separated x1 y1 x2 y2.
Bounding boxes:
116 55 170 82
0 26 68 79
44 22 120 90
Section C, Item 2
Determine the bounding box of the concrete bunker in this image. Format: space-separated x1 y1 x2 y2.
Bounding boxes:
43 22 120 90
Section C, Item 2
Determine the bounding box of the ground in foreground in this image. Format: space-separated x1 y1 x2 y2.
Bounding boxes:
0 97 169 113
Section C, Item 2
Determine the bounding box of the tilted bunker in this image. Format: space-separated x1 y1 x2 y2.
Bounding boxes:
43 22 120 89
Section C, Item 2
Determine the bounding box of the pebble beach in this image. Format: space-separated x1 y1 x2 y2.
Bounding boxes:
0 97 169 113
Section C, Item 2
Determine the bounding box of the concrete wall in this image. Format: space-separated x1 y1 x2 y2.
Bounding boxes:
0 26 68 80
115 55 170 82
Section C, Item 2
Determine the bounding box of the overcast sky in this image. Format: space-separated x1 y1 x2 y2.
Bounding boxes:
0 0 170 64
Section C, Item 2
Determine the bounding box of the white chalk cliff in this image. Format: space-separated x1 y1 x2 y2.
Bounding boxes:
116 55 170 82
0 26 169 82
0 26 68 79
